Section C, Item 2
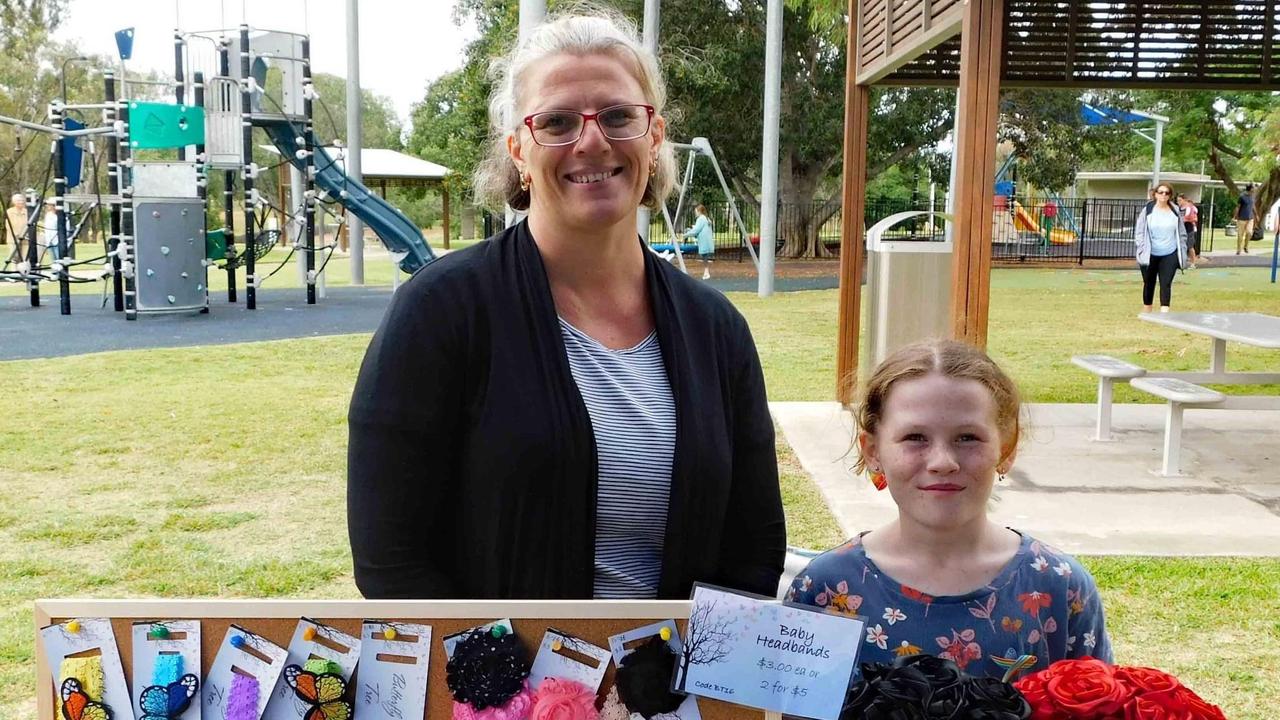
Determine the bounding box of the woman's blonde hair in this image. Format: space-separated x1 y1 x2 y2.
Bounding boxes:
852 340 1023 475
472 5 677 212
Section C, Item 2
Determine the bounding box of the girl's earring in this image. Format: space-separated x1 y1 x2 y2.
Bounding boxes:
519 172 531 192
869 469 887 491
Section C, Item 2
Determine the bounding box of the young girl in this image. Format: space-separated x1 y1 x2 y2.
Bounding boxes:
787 340 1111 679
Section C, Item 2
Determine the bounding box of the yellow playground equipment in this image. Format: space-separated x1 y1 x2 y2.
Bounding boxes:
1012 201 1077 244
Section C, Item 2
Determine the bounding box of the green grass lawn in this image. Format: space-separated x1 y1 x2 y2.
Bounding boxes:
2 266 1279 717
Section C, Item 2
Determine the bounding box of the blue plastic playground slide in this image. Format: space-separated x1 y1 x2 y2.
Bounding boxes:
259 119 436 273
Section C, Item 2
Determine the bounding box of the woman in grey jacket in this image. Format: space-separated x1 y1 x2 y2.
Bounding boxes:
1134 182 1189 312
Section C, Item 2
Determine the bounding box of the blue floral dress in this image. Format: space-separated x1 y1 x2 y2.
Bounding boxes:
785 531 1112 680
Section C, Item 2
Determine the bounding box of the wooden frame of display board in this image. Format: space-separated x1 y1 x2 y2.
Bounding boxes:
35 599 781 720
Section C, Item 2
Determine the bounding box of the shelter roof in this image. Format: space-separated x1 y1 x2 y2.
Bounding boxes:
857 0 1280 90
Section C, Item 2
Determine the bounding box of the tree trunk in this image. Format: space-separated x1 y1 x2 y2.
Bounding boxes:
778 154 833 258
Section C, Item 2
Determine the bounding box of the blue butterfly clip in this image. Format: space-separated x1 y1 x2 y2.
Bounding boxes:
139 674 198 719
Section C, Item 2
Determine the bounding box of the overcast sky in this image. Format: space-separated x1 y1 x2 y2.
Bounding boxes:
56 0 479 125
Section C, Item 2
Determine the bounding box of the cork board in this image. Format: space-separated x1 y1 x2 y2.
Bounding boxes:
34 599 776 720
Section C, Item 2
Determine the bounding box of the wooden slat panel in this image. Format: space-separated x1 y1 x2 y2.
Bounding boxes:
892 8 927 45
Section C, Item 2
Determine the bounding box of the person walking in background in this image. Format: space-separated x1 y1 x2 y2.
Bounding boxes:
683 203 715 279
1233 183 1255 254
4 192 30 263
1177 193 1203 269
1134 182 1188 313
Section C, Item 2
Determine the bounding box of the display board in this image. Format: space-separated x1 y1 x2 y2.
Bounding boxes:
34 599 780 720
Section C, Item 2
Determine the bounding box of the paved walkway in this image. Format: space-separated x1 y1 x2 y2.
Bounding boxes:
772 401 1280 556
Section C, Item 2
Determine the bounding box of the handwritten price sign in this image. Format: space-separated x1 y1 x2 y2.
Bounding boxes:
675 584 865 720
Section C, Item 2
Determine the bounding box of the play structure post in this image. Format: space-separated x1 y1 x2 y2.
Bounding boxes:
174 31 185 161
51 102 71 315
303 37 317 305
239 24 257 310
194 70 210 312
1152 118 1164 187
22 187 38 306
103 71 124 312
757 0 783 297
119 101 137 320
345 0 365 285
219 38 237 302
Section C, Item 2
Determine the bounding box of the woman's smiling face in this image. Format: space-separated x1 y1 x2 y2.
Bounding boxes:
508 51 664 233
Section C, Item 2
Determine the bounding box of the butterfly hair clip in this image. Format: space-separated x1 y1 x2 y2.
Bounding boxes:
139 674 199 719
284 664 352 720
61 678 112 720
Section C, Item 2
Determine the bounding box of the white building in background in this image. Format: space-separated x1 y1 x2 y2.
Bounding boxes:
1072 171 1225 203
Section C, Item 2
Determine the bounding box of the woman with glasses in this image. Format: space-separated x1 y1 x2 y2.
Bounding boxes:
347 10 785 600
1134 182 1188 313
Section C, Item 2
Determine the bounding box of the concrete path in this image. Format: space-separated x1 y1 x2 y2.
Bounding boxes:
772 401 1280 556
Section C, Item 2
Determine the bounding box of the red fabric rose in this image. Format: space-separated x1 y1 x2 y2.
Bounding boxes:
1044 658 1131 719
1171 686 1227 720
1124 695 1191 720
1014 673 1068 720
1115 667 1181 697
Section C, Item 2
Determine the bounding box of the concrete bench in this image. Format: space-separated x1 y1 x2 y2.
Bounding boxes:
1071 354 1147 440
1130 377 1226 477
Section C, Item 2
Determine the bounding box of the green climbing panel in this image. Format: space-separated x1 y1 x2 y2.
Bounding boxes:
128 102 205 149
206 229 226 261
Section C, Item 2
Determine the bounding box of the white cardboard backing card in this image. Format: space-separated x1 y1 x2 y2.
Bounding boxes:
131 620 202 720
40 617 136 720
263 618 361 720
608 620 703 720
355 621 432 720
528 628 612 692
202 625 288 720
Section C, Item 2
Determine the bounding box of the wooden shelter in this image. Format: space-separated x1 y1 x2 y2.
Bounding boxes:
836 0 1280 403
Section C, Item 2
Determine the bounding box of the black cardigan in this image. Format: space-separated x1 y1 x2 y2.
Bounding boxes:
346 220 786 599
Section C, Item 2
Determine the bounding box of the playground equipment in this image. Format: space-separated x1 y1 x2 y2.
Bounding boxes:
993 154 1080 245
649 137 760 273
1 22 436 319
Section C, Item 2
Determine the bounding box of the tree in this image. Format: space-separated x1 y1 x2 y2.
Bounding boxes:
998 89 1123 193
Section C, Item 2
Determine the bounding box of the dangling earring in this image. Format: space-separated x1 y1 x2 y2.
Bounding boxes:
649 157 658 176
869 468 887 491
519 172 531 192
997 466 1007 483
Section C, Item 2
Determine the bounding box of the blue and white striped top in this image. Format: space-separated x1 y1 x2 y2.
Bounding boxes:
559 317 676 599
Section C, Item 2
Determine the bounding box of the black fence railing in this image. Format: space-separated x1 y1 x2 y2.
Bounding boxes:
650 196 1208 264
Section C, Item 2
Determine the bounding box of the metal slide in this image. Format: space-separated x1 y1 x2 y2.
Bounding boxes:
259 119 436 273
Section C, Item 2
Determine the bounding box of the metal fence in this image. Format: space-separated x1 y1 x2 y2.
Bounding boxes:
650 196 1216 264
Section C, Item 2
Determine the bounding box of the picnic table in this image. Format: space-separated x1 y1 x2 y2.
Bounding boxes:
1133 311 1280 475
1138 312 1280 408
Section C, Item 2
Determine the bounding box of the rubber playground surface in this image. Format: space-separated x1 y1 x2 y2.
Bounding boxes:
0 273 841 360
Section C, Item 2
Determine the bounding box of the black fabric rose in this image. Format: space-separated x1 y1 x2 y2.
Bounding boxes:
840 654 1030 720
959 677 1032 720
616 635 684 718
445 629 531 710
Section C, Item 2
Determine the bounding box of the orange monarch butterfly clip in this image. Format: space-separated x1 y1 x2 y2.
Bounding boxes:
284 664 352 720
61 678 112 720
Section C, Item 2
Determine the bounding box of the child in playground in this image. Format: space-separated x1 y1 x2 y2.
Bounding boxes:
683 203 714 279
787 340 1111 680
